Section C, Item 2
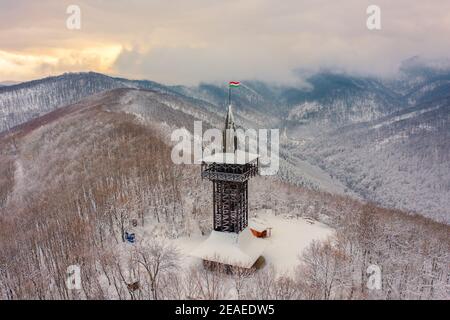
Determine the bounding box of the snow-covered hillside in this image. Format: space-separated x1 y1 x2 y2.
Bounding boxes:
299 101 450 223
1 63 449 223
0 87 448 300
0 72 188 133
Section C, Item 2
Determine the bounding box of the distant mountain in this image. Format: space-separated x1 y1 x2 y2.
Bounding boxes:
281 73 407 135
379 57 450 107
0 86 351 201
0 72 278 133
0 68 434 134
0 81 21 87
276 61 450 222
1 61 449 222
2 62 449 134
172 81 283 116
0 72 183 132
173 72 411 138
298 94 450 222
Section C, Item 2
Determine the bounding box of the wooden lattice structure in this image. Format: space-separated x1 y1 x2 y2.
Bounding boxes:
192 104 266 269
202 160 258 232
201 105 259 234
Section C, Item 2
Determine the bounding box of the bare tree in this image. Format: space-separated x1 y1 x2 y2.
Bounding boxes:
186 261 231 300
229 265 253 299
133 238 180 300
296 239 351 300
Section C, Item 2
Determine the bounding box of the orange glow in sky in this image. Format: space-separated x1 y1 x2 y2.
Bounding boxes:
1 0 449 84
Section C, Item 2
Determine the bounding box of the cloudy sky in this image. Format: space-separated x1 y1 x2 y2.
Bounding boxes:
1 0 449 84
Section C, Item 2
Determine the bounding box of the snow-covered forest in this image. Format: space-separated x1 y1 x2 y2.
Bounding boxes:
0 88 448 300
2 63 449 222
297 100 450 223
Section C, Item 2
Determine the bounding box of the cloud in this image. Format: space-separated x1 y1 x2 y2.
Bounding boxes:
0 46 122 80
0 0 449 83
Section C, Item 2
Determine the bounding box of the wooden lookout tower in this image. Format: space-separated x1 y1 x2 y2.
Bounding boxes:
201 105 259 233
192 102 266 269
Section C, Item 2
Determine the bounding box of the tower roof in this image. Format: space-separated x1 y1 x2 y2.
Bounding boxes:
190 227 267 268
200 104 259 164
201 149 259 165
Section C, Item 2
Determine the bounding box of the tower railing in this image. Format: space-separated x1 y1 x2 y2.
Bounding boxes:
201 160 258 183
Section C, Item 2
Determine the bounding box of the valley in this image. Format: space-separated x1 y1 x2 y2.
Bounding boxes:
0 60 449 299
1 62 449 222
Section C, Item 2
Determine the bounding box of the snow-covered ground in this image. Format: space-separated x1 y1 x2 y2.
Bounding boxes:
172 210 334 274
370 105 442 130
288 157 352 196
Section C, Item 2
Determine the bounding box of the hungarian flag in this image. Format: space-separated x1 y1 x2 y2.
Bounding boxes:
229 81 240 87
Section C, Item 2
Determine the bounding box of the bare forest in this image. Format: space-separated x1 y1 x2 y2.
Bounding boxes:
0 101 448 300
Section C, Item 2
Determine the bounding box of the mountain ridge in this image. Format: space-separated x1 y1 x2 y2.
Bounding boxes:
1 65 449 222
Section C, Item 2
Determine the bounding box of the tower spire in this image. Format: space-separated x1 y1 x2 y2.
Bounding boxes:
225 104 235 130
223 104 237 153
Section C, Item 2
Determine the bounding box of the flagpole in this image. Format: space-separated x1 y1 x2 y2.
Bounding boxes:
228 85 231 106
